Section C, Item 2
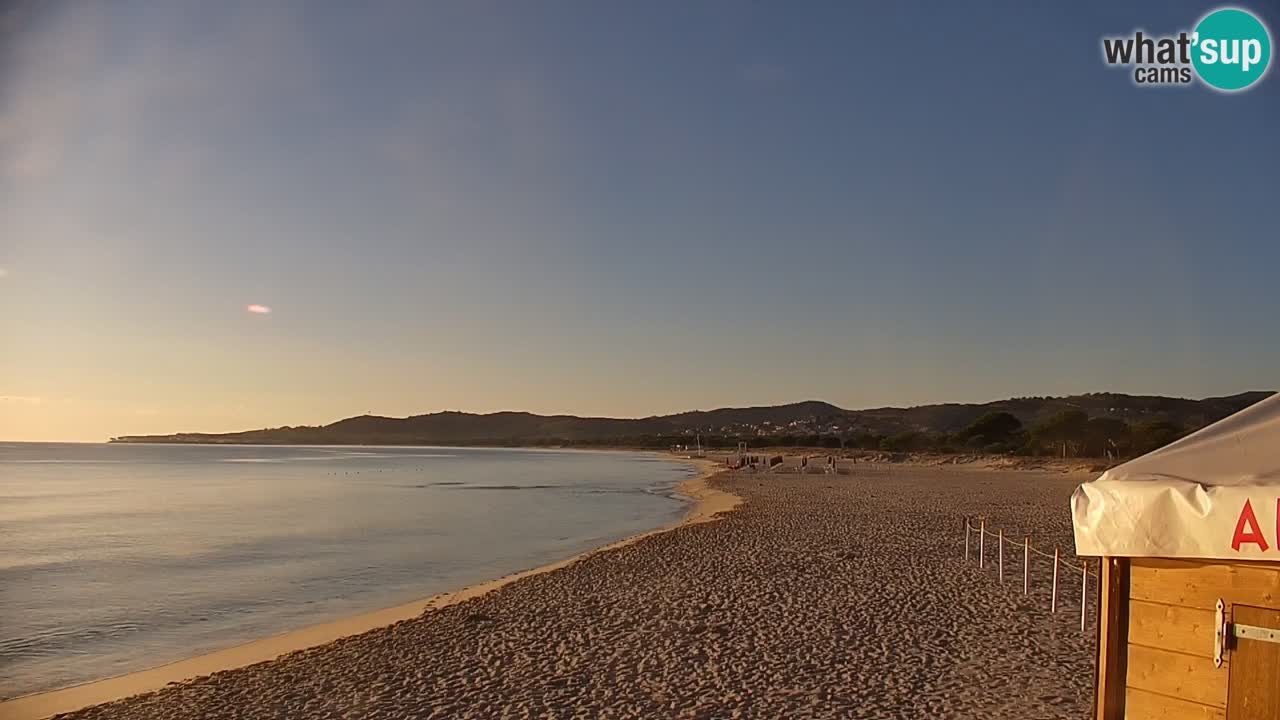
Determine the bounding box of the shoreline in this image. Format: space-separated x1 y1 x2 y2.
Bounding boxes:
0 457 737 720
26 462 1094 718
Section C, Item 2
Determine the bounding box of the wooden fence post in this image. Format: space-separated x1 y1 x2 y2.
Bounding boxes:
979 518 986 569
1023 537 1030 595
1051 547 1060 614
964 517 970 562
998 529 1004 584
1080 561 1088 632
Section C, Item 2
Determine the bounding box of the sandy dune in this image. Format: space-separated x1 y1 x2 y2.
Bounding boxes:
24 465 1093 719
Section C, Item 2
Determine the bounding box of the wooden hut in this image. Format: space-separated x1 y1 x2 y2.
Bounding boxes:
1072 394 1280 719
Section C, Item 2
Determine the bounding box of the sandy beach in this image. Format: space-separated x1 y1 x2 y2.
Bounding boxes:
5 461 1096 719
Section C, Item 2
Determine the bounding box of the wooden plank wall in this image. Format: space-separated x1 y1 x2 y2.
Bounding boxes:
1123 557 1280 720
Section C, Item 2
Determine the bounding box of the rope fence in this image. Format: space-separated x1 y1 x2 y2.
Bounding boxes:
715 458 1099 634
963 516 1097 634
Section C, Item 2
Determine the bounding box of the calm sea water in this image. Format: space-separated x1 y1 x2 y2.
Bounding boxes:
0 443 694 698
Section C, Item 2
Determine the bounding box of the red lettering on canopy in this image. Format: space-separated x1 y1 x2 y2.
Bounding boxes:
1232 499 1269 552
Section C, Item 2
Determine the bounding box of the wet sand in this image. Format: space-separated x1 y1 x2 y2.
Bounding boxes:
7 464 1095 719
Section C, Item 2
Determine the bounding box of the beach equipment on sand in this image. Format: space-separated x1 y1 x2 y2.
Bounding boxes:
1073 393 1280 719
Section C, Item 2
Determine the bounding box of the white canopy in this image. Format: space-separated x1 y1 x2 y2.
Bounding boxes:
1071 393 1280 560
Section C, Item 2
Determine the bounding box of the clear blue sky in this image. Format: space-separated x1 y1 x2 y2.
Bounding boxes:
2 1 1277 440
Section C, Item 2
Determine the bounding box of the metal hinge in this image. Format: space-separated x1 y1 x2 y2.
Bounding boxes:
1213 598 1280 668
1215 599 1226 667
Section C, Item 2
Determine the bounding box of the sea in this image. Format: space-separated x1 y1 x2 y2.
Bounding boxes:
0 443 695 698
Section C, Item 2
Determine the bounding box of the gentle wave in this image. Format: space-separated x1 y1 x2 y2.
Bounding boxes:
0 459 132 464
446 484 565 491
219 453 459 463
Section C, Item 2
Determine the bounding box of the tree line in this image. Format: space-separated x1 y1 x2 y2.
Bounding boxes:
116 410 1189 460
615 410 1188 459
864 410 1185 458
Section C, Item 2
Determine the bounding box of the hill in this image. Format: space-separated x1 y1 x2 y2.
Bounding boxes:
110 391 1273 451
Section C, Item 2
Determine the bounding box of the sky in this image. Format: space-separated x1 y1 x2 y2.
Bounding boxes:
2 1 1278 441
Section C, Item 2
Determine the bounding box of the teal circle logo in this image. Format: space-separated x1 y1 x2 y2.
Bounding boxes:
1192 8 1272 91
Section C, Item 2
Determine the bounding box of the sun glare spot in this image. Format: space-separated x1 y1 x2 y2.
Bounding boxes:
247 304 272 314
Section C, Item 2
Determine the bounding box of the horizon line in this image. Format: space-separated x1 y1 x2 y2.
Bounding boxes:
89 388 1276 442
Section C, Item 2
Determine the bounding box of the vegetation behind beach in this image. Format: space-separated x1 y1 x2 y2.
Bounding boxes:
113 391 1272 461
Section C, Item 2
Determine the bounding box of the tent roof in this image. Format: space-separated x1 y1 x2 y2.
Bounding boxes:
1071 393 1280 560
1096 392 1280 488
